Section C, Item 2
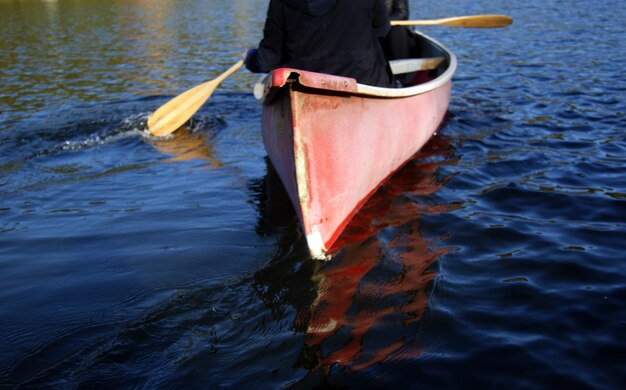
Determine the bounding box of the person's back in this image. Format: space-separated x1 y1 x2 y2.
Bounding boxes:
246 0 393 88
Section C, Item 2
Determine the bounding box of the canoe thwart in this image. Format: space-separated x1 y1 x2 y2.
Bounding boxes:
389 57 445 75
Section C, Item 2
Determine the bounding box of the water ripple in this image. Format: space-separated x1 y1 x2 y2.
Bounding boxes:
1 0 626 388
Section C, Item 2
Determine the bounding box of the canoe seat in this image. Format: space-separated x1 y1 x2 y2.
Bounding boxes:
389 57 445 75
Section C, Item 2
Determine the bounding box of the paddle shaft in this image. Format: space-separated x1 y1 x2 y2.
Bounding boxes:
391 14 512 28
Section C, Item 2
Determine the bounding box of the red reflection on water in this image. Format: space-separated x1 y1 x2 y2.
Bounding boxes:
328 134 457 253
301 135 458 372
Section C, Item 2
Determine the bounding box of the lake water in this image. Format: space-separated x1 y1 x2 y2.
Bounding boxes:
1 0 625 388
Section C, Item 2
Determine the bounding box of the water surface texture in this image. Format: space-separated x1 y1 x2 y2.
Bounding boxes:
1 0 625 388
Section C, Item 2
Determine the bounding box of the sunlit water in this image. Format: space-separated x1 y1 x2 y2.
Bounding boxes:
1 0 625 388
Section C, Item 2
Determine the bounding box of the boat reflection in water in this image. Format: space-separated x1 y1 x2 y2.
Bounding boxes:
251 134 460 381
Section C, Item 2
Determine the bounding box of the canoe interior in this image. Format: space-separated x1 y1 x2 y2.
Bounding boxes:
394 30 451 84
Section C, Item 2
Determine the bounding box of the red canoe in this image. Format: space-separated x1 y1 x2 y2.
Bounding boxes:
255 31 457 259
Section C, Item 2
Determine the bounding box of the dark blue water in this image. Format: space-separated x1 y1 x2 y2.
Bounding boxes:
1 0 625 388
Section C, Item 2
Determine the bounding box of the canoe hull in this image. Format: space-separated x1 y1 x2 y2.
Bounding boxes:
262 79 450 259
260 32 456 259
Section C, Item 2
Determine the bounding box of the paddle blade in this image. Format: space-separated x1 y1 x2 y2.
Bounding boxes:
147 80 218 137
147 60 244 137
392 15 513 28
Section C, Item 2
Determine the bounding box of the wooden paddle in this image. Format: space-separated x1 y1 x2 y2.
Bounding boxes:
147 14 510 136
147 60 244 137
391 14 512 28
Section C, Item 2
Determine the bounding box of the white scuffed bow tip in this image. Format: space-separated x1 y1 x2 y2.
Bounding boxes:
307 227 332 261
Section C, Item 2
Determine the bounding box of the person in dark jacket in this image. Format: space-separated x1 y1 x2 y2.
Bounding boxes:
385 0 408 21
245 0 393 88
381 0 416 61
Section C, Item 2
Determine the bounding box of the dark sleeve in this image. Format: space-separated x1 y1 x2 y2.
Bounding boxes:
251 0 284 73
373 0 391 37
389 0 409 21
244 49 262 73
